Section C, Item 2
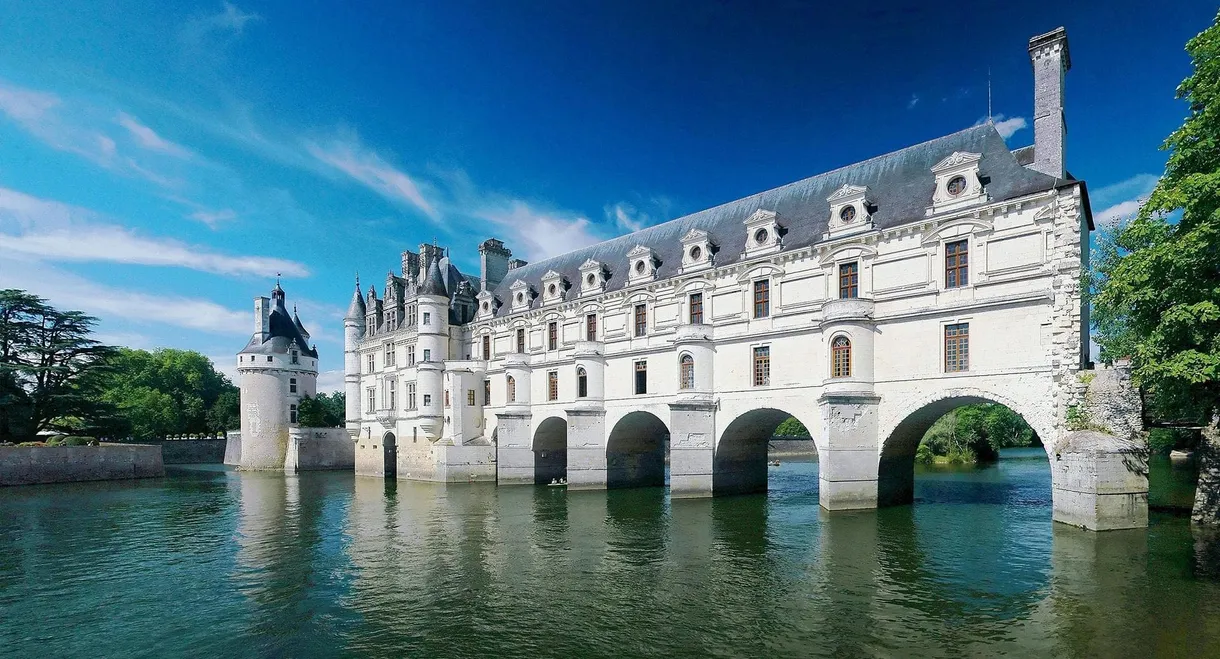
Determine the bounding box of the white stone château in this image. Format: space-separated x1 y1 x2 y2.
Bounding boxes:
343 27 1147 530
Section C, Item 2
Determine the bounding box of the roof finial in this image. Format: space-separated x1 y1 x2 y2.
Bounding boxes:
987 67 992 122
355 269 360 290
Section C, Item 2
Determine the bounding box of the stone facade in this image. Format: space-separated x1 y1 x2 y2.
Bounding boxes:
343 28 1147 530
0 445 164 486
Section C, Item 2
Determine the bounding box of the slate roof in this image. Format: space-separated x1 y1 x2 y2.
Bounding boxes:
490 123 1073 306
345 285 366 320
240 295 319 358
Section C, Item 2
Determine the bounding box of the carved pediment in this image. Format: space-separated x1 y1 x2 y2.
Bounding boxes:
827 184 869 203
745 208 778 226
680 228 710 243
932 151 982 173
579 258 602 271
627 244 654 259
509 279 529 291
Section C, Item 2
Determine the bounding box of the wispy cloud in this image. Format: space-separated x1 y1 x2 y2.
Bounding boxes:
189 208 237 228
116 112 192 159
182 2 261 47
907 94 919 109
475 199 605 262
0 187 308 277
0 255 249 335
316 369 344 394
1092 173 1160 229
306 134 437 219
973 113 1028 140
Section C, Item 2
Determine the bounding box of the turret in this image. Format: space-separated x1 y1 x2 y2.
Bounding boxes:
416 260 450 441
344 277 366 438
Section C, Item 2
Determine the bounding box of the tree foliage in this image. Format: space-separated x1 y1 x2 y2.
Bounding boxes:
297 392 345 428
917 404 1036 464
773 416 810 438
0 289 117 441
1091 13 1220 426
96 347 238 439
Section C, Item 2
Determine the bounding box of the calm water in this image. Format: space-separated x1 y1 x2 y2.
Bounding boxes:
2 448 1219 658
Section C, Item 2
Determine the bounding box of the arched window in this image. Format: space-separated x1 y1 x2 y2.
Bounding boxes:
577 366 588 398
832 336 851 378
506 375 516 403
679 353 695 390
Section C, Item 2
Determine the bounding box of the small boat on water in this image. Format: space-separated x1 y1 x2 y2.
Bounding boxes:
548 478 568 487
769 460 781 467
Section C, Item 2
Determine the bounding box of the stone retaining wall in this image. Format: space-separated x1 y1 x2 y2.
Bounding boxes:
0 445 165 486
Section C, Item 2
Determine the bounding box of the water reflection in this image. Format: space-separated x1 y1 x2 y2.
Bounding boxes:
4 457 1220 658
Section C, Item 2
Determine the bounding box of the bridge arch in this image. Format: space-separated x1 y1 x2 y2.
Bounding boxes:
715 407 818 495
877 386 1050 507
606 411 669 489
532 416 567 485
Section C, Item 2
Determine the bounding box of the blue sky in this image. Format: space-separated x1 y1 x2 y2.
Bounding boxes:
0 1 1213 389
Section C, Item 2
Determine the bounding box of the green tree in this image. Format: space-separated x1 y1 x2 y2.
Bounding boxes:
98 348 237 439
773 416 809 438
1091 14 1220 426
296 392 346 428
917 404 1035 464
0 289 117 441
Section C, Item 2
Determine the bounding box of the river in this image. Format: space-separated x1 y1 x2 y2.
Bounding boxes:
2 447 1218 658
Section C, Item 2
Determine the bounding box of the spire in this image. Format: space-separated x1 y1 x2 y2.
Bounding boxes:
420 259 448 297
293 305 311 340
346 282 367 320
271 276 286 305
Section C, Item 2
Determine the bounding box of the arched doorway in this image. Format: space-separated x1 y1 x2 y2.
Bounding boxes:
382 432 397 479
533 416 567 485
878 394 1044 507
715 408 815 496
607 411 669 489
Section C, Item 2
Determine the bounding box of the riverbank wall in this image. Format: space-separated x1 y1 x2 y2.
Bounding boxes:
224 428 354 472
0 445 165 486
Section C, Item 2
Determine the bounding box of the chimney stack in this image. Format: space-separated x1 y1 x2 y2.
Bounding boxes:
478 238 512 290
1028 27 1071 179
254 296 270 341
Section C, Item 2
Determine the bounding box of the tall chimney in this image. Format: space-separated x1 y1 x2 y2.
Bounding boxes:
254 296 270 341
478 238 511 291
1028 27 1071 179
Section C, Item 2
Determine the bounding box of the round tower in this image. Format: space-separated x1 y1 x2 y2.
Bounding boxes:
416 260 450 441
344 278 366 439
237 283 319 470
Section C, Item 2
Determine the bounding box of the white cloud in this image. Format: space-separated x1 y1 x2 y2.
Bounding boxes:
606 201 652 233
0 187 308 277
316 370 344 394
306 135 437 219
189 208 237 228
116 112 192 159
975 113 1028 140
182 2 261 46
0 255 249 335
1092 173 1160 229
476 199 605 261
907 94 919 109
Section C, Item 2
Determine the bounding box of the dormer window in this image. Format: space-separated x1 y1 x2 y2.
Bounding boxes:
742 209 782 259
930 151 986 213
839 205 856 223
679 228 714 273
579 259 607 296
825 184 874 240
509 279 534 311
626 245 658 284
540 270 567 304
291 349 299 364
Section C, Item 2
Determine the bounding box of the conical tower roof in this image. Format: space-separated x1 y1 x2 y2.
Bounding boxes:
345 281 366 320
420 260 448 297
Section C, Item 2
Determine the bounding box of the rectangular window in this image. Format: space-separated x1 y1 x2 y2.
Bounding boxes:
367 354 375 373
945 239 969 288
689 292 703 324
753 280 770 318
516 328 525 353
289 377 297 394
753 346 771 386
467 390 476 406
445 390 450 408
482 335 491 360
547 371 558 401
586 314 597 341
548 321 558 350
634 360 648 395
634 304 647 337
290 405 298 424
407 347 416 366
407 382 417 410
385 342 395 366
291 349 299 365
423 312 431 325
367 387 376 412
407 304 417 326
388 379 396 409
423 348 431 362
839 262 859 299
484 379 491 406
423 394 432 407
945 323 970 372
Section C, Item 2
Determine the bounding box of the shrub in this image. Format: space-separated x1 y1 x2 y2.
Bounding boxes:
17 441 46 447
44 437 64 446
63 436 96 446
